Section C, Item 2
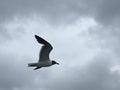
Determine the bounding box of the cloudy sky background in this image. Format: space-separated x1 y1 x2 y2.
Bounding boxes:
0 0 120 90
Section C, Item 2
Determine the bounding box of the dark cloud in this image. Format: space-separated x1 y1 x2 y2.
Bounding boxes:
0 0 119 25
0 0 86 24
42 53 120 90
0 53 31 90
0 51 52 90
92 0 120 26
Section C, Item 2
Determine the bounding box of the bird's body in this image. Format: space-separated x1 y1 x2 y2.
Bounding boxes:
28 35 59 70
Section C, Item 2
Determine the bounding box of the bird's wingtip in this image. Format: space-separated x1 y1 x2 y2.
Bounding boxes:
35 35 40 40
34 35 38 37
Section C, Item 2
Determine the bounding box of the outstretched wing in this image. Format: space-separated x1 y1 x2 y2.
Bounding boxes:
35 35 51 46
35 35 53 61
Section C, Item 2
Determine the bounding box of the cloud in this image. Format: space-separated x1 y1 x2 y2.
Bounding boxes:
0 26 10 43
0 0 120 26
34 52 120 90
0 1 120 89
0 16 120 90
0 53 31 90
88 25 120 56
0 39 52 90
94 0 120 25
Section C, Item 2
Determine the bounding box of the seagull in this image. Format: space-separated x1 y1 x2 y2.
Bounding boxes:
28 35 59 70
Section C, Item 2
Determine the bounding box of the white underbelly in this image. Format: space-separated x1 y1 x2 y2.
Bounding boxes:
37 61 52 67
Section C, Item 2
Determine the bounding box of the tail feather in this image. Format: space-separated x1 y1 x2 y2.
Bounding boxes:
28 63 37 67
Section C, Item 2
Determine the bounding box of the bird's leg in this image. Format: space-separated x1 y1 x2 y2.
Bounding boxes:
34 67 41 70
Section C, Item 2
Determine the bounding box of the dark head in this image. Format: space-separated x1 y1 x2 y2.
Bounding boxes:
52 60 59 65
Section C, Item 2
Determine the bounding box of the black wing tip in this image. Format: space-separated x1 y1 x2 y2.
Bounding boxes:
34 35 53 47
34 35 42 41
34 35 47 45
35 35 43 39
35 35 39 38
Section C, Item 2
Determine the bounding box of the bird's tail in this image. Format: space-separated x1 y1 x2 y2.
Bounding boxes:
28 63 37 67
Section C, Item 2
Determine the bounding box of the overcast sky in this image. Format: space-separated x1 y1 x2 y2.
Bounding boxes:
0 0 120 90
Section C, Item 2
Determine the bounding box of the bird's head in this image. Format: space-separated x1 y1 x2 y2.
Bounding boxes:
52 60 59 65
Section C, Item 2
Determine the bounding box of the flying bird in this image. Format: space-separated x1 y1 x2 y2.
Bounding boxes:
28 35 59 70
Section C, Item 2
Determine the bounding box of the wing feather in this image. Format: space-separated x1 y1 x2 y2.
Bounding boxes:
34 35 53 61
39 45 52 61
35 35 51 46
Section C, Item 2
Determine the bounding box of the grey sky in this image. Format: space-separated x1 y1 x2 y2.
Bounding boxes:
0 0 120 25
0 0 120 90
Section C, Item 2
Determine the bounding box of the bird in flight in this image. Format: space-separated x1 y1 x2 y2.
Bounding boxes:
28 35 59 70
